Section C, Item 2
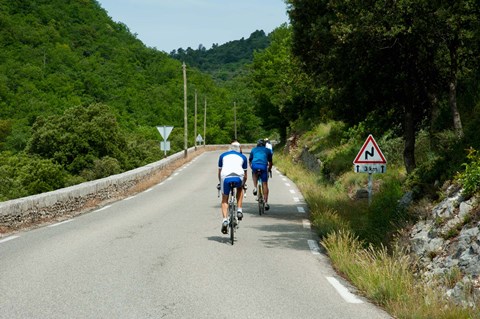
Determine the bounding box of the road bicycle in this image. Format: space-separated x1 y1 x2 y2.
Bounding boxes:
218 181 239 245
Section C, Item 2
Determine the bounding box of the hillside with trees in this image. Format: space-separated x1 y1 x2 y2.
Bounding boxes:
0 0 267 201
169 30 270 82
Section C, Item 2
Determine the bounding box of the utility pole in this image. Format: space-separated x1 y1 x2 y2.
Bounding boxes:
234 101 237 140
204 97 207 147
194 89 197 151
183 62 187 158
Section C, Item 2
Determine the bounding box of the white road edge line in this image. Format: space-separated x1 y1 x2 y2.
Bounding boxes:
308 239 320 255
48 219 73 228
302 219 311 229
326 276 363 304
144 188 153 193
293 197 300 202
0 236 19 244
95 205 112 212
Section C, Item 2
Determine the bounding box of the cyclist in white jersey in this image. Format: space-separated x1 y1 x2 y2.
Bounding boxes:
218 141 248 234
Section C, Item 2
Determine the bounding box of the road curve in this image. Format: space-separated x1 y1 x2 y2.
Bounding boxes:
0 151 391 319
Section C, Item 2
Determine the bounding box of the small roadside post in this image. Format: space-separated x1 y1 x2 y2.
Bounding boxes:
353 134 387 205
156 125 174 157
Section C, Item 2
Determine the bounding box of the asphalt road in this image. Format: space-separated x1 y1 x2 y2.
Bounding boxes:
0 151 392 319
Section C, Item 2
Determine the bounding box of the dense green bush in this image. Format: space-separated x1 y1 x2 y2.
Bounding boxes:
0 152 73 200
456 148 480 198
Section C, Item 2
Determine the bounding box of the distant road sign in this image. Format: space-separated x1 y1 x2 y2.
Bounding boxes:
196 134 203 143
353 135 387 173
156 126 173 141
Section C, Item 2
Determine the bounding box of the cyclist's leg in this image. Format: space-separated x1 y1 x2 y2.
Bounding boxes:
221 177 235 218
220 177 233 233
251 169 258 192
260 169 270 207
252 163 266 194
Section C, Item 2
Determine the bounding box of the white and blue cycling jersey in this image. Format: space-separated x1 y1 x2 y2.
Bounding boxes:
218 150 247 195
218 150 248 179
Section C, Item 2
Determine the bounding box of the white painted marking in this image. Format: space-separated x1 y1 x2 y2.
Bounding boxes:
123 196 135 201
144 188 153 193
289 189 296 194
282 178 287 182
326 277 363 304
174 172 179 176
293 197 300 202
48 219 73 228
302 219 311 229
297 207 306 213
0 236 19 244
308 239 320 255
167 177 173 181
285 183 291 187
96 205 111 212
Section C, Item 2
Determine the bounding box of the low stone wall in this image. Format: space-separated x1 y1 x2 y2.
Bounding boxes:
0 146 214 232
0 144 256 233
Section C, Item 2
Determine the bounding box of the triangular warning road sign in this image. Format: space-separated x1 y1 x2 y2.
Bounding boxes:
353 135 387 164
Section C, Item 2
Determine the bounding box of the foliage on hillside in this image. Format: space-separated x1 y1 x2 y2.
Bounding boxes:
169 30 270 82
0 0 269 201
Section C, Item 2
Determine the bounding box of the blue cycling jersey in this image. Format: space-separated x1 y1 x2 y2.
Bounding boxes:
249 146 272 166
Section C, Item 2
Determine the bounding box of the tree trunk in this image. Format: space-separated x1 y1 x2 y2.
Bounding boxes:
403 107 416 174
448 41 464 138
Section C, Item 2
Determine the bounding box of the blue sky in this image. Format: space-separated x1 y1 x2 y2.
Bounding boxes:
97 0 290 53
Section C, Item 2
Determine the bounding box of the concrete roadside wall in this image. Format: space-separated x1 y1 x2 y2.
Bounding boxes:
0 144 255 233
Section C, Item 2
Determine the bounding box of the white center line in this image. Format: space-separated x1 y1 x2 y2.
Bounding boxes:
48 219 73 228
326 276 363 304
0 236 19 244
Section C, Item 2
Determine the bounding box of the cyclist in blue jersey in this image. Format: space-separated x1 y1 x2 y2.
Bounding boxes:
249 139 273 210
218 141 248 234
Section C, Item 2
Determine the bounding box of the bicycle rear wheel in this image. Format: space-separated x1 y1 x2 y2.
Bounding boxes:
258 185 264 215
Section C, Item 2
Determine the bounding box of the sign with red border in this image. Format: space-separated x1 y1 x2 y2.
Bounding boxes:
353 135 387 173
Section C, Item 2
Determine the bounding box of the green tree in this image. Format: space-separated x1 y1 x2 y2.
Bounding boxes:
287 0 478 174
25 103 127 175
249 24 321 141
